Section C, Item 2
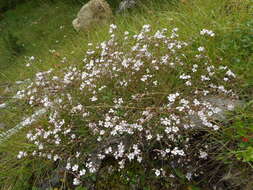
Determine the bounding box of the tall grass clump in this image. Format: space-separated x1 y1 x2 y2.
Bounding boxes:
8 23 246 189
3 31 25 57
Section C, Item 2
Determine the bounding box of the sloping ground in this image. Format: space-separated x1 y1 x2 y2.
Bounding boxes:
0 0 252 189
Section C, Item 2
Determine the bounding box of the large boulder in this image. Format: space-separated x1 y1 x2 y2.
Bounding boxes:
72 0 113 32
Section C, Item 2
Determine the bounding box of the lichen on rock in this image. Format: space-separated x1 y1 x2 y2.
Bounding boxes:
72 0 113 32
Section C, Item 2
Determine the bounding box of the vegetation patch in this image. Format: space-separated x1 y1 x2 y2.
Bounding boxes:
0 0 252 189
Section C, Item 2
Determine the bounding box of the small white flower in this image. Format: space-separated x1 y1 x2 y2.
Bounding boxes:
72 164 79 172
17 151 26 159
226 70 236 78
53 155 60 161
73 178 81 185
165 148 170 153
38 144 44 150
29 56 35 61
198 46 205 52
76 152 81 158
186 172 192 180
199 151 208 159
79 169 86 176
71 134 76 139
66 163 71 170
137 156 142 163
167 92 180 102
127 153 135 161
185 81 192 86
155 169 160 176
100 130 105 135
146 134 152 140
90 96 98 102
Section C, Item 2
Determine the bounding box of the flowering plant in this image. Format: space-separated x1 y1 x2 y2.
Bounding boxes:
17 24 238 186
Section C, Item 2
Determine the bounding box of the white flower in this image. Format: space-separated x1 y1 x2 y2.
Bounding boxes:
165 127 171 134
76 152 80 158
127 153 135 161
73 178 81 185
137 156 142 163
105 147 112 154
66 163 71 170
110 24 117 30
179 74 191 80
226 70 236 78
161 117 171 126
71 134 76 139
199 151 208 159
29 56 35 61
154 30 165 39
156 134 163 141
79 169 86 176
53 155 60 161
142 24 151 32
200 29 215 37
146 134 152 140
100 130 105 135
185 81 192 86
90 96 98 102
153 80 158 86
155 169 160 176
213 125 220 130
165 148 170 153
198 46 205 52
17 151 27 159
167 92 180 102
186 172 192 180
171 147 185 156
72 164 79 171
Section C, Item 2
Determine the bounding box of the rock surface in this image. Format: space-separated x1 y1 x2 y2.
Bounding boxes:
201 96 243 120
0 123 5 130
72 0 113 32
189 96 243 128
117 0 138 13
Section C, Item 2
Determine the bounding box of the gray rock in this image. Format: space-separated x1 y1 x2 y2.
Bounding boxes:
37 167 66 190
189 96 243 128
0 123 5 130
0 103 6 109
72 0 113 32
117 0 138 13
201 96 243 120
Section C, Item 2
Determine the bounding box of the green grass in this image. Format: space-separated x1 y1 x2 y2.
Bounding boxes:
0 0 80 83
0 0 252 189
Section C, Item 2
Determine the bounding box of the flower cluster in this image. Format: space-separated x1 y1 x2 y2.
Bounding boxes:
17 24 238 186
200 29 215 37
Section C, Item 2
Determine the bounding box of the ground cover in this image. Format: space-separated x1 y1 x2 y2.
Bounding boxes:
0 0 252 189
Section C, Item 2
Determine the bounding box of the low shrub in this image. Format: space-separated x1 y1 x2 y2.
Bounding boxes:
12 23 248 189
